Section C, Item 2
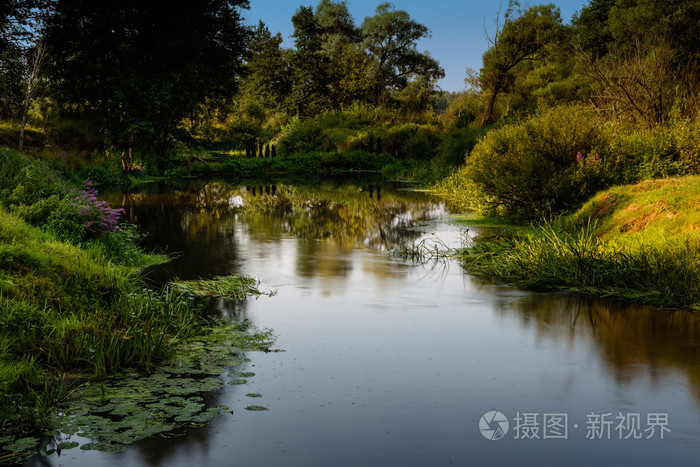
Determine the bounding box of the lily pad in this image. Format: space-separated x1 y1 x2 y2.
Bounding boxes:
42 319 278 454
245 405 269 411
80 442 127 453
56 441 80 450
3 437 39 453
229 371 255 378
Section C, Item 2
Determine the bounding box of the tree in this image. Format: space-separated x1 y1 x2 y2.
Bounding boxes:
240 21 292 115
287 5 332 116
571 0 616 58
361 3 443 106
0 0 47 120
314 0 371 107
608 0 700 58
477 1 565 124
573 0 700 124
18 38 46 151
44 0 250 167
287 1 368 115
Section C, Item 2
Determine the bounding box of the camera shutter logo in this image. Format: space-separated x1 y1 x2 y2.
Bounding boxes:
480 411 509 440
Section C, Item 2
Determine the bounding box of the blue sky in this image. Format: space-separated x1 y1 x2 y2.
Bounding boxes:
243 0 588 92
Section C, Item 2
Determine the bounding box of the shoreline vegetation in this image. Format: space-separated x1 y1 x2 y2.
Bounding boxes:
2 0 699 461
0 147 277 461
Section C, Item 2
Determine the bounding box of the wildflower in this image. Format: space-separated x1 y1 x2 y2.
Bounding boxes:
576 151 582 163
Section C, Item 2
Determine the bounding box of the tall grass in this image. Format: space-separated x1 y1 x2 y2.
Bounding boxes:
0 204 259 441
460 222 700 308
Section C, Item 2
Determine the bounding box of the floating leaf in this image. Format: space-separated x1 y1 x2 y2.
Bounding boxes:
245 405 268 411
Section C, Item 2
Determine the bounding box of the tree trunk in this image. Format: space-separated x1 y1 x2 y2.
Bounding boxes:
18 40 46 152
481 82 501 126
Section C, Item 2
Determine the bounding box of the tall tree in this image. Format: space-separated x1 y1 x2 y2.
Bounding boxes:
0 0 47 120
44 0 250 166
314 0 371 107
361 2 443 106
477 1 565 125
240 21 292 115
571 0 616 58
608 0 700 58
288 5 332 116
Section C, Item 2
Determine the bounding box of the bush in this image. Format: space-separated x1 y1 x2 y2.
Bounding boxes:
12 180 122 244
0 148 69 206
436 127 487 166
466 106 612 220
606 120 700 183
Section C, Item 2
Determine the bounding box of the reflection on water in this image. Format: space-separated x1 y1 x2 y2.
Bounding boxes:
103 180 440 286
53 178 700 467
495 294 700 401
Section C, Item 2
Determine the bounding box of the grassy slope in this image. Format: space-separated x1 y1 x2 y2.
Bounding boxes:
569 175 700 248
459 176 700 309
1 206 131 434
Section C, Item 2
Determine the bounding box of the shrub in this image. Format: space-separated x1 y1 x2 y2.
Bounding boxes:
0 148 69 206
13 180 122 244
436 127 487 166
466 106 612 220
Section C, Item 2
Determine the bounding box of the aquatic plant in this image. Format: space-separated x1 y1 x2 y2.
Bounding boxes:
392 236 456 263
169 274 273 300
459 221 700 309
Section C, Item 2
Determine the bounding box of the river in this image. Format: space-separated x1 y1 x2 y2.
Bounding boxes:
34 177 700 466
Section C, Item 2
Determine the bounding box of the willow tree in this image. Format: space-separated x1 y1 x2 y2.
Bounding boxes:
361 3 443 106
478 1 565 124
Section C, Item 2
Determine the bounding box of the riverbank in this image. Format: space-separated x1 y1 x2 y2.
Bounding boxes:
456 176 700 309
0 147 275 461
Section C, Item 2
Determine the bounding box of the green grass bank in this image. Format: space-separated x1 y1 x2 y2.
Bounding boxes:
458 176 700 309
0 147 274 460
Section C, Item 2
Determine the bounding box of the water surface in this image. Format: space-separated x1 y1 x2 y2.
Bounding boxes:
36 178 700 466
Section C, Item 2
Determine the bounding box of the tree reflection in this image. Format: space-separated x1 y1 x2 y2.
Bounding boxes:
492 292 700 405
106 179 441 287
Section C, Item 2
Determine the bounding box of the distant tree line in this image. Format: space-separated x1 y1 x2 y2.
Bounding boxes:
1 0 698 164
1 1 441 156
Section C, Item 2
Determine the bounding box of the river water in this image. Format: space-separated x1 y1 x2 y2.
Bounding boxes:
36 178 700 466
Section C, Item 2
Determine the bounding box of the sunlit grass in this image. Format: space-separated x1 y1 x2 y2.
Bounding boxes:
454 175 700 309
170 274 272 300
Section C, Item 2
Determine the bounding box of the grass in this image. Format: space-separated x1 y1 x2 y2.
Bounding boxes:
565 175 700 249
170 275 273 300
0 147 276 455
458 176 700 309
0 205 274 453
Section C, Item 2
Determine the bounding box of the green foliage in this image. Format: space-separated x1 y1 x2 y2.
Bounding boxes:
466 106 611 220
278 107 447 163
478 1 566 124
608 0 700 58
383 124 439 160
605 120 700 183
361 2 444 105
435 127 486 166
240 21 293 115
571 0 616 58
431 165 490 213
460 222 700 308
0 203 269 443
0 147 69 206
44 0 250 159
